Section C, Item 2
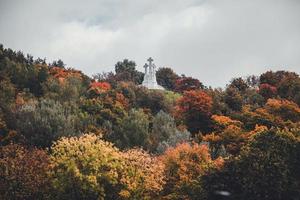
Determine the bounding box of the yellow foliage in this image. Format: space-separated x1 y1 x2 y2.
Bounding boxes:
212 115 243 128
50 134 166 199
120 149 165 199
50 134 123 199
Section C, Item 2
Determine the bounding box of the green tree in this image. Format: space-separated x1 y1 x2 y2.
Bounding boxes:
156 67 179 91
0 47 49 96
277 75 300 105
0 79 15 112
224 86 243 111
204 129 300 200
175 77 204 93
42 77 86 102
229 77 249 92
260 70 298 87
113 109 150 149
51 59 65 68
150 111 191 153
135 87 170 114
14 99 93 148
115 59 144 84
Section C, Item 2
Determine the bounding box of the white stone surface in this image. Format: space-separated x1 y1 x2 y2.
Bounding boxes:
142 57 164 90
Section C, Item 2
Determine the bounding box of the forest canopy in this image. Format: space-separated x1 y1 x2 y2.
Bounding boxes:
0 44 299 200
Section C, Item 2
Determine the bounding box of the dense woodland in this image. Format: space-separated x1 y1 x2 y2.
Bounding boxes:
0 44 299 200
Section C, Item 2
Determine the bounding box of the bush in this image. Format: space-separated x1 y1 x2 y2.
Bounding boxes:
15 99 93 147
0 144 51 200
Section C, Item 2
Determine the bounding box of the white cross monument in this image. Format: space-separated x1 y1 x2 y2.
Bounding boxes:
142 57 164 90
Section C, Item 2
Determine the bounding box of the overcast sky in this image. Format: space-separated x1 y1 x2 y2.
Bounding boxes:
0 0 299 87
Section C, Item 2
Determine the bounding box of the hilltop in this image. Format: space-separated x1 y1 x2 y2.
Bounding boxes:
0 45 299 200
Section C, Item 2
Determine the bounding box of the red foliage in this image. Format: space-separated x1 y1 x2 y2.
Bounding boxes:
175 90 213 133
259 83 277 99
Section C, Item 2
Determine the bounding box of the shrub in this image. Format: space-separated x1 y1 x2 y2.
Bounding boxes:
50 134 124 200
0 144 51 200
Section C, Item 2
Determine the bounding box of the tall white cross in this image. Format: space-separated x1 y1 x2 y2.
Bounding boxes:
143 63 148 73
141 57 164 90
147 57 153 65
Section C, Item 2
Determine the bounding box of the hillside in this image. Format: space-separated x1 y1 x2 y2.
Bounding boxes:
0 45 299 200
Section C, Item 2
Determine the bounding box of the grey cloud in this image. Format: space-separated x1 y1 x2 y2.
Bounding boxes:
0 0 299 87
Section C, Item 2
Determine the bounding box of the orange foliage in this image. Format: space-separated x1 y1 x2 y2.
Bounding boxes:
265 99 300 122
203 120 270 156
89 81 111 94
15 93 25 106
203 123 253 156
248 124 268 136
212 115 243 128
202 133 222 144
101 92 129 111
241 105 282 128
176 90 212 115
161 142 223 199
49 67 82 83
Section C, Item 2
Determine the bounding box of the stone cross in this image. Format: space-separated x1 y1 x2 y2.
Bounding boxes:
147 57 153 65
143 63 148 73
141 57 164 90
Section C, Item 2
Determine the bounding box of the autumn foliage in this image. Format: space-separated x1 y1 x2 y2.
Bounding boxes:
49 134 166 199
120 149 165 198
0 45 299 199
175 90 213 134
259 83 277 99
88 81 111 94
49 66 83 83
0 144 51 200
161 142 223 199
50 134 123 199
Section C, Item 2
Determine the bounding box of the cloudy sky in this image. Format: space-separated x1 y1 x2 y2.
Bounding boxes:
1 0 299 87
